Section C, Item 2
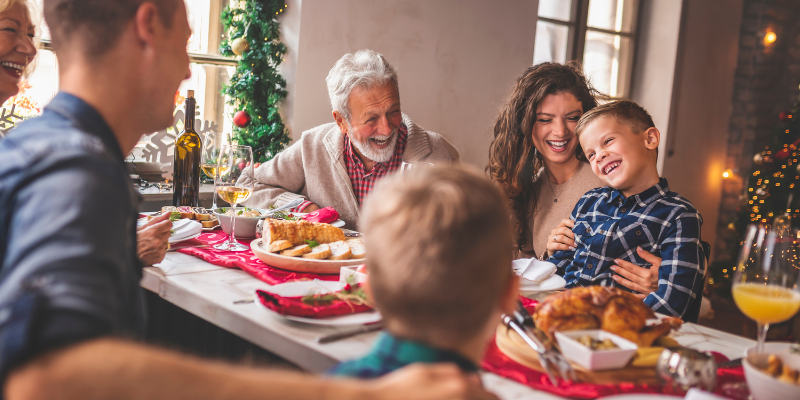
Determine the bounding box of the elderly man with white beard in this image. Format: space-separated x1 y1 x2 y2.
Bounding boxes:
240 49 459 228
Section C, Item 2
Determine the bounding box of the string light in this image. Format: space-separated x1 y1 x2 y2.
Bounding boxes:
764 31 777 45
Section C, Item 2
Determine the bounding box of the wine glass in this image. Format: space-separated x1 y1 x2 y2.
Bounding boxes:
732 224 800 353
400 161 434 173
213 145 254 252
200 131 230 211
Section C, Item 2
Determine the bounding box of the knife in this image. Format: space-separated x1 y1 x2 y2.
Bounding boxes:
316 322 384 344
266 198 305 217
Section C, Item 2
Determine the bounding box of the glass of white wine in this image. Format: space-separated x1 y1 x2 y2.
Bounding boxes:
214 144 254 252
731 223 800 353
200 131 230 211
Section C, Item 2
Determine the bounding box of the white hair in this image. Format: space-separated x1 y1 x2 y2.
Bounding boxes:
326 49 399 123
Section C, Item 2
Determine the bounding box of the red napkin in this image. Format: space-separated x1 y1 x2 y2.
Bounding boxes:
302 207 339 224
256 289 372 318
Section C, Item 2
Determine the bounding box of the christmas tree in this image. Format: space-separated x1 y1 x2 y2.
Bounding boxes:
710 103 800 289
220 0 291 163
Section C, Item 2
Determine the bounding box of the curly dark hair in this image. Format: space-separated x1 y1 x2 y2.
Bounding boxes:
486 61 601 253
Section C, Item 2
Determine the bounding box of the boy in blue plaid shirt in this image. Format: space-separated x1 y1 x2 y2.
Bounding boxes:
330 166 519 378
549 100 706 321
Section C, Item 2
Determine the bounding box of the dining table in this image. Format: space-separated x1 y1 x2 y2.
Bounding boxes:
142 251 756 399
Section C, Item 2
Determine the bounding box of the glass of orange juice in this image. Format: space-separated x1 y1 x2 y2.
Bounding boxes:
732 224 800 353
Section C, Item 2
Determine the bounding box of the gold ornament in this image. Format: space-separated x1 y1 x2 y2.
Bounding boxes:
232 37 250 56
753 153 763 164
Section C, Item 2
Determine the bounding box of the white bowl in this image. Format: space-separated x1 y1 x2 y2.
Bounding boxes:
213 207 268 239
555 329 638 371
743 344 800 400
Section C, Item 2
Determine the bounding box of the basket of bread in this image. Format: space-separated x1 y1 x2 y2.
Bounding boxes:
250 219 365 274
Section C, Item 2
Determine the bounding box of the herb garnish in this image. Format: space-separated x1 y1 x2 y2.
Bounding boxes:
304 239 319 248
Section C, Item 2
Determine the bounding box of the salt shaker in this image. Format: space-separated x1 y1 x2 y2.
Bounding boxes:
656 348 717 395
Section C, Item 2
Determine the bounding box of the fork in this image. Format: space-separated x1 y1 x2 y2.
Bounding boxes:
501 301 576 385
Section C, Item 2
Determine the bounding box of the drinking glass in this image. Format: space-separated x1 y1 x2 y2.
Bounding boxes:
731 224 800 353
200 131 230 211
213 145 253 252
400 161 434 173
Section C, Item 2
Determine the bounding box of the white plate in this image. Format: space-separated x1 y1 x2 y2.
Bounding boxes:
169 220 203 243
518 274 566 292
258 281 381 326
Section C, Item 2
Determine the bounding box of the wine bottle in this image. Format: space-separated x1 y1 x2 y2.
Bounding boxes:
173 90 202 206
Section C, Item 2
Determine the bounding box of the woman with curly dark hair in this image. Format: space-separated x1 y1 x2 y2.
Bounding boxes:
488 62 660 295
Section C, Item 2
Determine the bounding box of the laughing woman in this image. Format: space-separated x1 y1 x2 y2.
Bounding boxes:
0 0 37 134
488 62 661 297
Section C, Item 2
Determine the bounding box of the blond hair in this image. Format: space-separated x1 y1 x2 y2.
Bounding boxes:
575 100 655 138
360 165 513 344
0 0 39 78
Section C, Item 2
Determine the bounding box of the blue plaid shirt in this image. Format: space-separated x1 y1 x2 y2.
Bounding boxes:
329 332 478 378
549 178 706 319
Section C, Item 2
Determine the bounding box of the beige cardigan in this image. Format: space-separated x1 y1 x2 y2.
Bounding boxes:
240 114 459 229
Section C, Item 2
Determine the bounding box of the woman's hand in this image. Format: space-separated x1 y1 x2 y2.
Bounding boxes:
137 213 172 266
545 219 576 257
611 246 662 299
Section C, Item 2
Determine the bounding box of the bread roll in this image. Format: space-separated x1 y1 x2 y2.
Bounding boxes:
346 239 366 259
268 239 293 253
264 219 344 246
281 244 312 257
328 241 352 260
302 244 331 259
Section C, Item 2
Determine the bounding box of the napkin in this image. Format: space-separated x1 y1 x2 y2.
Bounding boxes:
302 207 339 224
256 289 372 318
513 258 557 285
170 219 202 242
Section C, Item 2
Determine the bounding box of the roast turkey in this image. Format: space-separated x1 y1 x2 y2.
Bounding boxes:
533 286 683 347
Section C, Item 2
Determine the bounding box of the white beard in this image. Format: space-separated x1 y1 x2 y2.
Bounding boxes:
349 129 398 163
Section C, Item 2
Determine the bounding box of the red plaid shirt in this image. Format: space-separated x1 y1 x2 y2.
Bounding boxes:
294 125 408 211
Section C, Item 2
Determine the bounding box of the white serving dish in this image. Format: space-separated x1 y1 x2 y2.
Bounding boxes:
555 329 638 371
743 343 800 400
214 207 269 239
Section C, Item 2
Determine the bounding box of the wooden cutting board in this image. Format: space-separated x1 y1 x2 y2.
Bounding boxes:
494 324 658 384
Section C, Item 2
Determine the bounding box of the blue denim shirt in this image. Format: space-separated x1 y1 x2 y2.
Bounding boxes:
0 93 146 385
549 179 706 321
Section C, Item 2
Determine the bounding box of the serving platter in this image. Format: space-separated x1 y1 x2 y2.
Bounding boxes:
250 238 365 274
494 324 658 385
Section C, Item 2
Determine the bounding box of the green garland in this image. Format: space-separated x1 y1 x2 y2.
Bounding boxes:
220 0 291 163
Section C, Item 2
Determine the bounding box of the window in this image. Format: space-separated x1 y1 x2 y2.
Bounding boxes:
5 1 238 170
534 0 638 98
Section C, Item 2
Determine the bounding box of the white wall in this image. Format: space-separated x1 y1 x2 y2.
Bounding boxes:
288 0 540 168
660 0 743 261
630 0 683 175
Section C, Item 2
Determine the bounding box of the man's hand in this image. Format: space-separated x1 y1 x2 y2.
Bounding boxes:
368 364 499 400
611 246 662 299
137 213 172 266
545 219 575 257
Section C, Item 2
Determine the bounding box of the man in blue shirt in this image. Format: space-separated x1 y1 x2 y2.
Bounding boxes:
0 1 497 400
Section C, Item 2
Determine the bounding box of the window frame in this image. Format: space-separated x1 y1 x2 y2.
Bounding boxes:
536 0 640 99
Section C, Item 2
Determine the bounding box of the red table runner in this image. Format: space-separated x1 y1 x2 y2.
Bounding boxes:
482 298 748 399
175 232 338 284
